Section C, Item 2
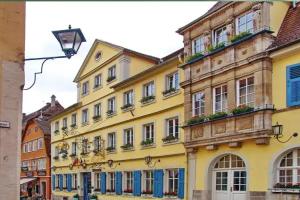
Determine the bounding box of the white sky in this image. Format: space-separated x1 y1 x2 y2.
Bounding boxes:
23 1 216 114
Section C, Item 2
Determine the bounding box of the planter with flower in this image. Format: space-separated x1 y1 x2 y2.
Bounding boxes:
186 115 206 126
141 139 154 147
106 110 115 117
185 52 204 63
106 76 116 83
54 130 59 134
208 42 226 53
70 123 77 129
231 105 254 116
230 31 252 44
207 112 228 121
140 95 155 104
93 115 101 121
121 143 133 150
162 87 178 96
162 135 178 144
106 189 115 194
121 103 134 111
106 146 116 152
61 126 68 132
123 189 133 194
272 183 300 193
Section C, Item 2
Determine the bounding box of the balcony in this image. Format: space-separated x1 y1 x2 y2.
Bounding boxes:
183 106 273 150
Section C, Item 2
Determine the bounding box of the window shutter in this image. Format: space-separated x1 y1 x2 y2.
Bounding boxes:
133 170 141 196
67 174 72 192
52 174 56 191
154 170 164 198
100 172 106 194
178 168 185 199
115 171 122 195
287 64 300 106
59 174 63 191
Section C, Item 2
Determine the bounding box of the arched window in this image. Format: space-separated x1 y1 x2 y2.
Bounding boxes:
277 149 300 186
214 154 246 169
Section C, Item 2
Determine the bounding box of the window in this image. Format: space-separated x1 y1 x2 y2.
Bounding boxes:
107 97 116 113
237 76 255 107
62 118 67 128
143 81 155 97
37 138 43 150
82 109 89 124
166 117 179 138
143 123 154 142
28 142 32 152
22 161 29 168
214 26 227 45
237 12 254 34
287 64 300 106
166 72 179 90
31 160 36 171
143 170 154 194
95 173 101 190
166 169 179 194
124 128 134 145
107 65 116 81
37 158 46 170
107 172 115 192
192 36 205 54
63 174 68 189
192 92 205 116
71 113 77 126
71 142 77 155
107 132 116 149
82 139 88 154
94 136 101 152
123 90 134 106
55 121 59 132
124 171 133 192
82 81 89 95
94 103 101 117
23 143 28 153
32 140 37 151
72 174 77 189
214 85 228 113
277 149 300 186
94 74 102 88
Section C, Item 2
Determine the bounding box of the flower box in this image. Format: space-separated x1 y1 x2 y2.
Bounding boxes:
121 143 134 150
207 112 228 121
121 104 134 110
53 156 59 160
186 52 204 63
106 76 116 82
186 116 206 125
73 194 79 200
93 115 101 121
69 153 77 157
208 42 226 53
162 88 178 96
164 191 177 196
106 110 115 116
89 194 98 200
142 190 153 195
141 139 154 146
140 96 155 104
54 130 59 134
61 127 68 131
106 147 116 152
70 124 77 128
162 135 178 143
123 189 133 194
230 31 252 43
231 105 254 115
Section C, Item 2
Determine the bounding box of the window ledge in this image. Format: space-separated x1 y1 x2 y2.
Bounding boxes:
162 140 182 146
121 147 135 152
271 188 300 193
121 105 135 113
163 90 181 100
93 85 103 92
141 194 154 198
106 149 117 154
81 92 89 97
141 99 156 107
140 144 156 149
105 192 116 195
106 78 117 85
106 112 117 118
163 196 179 199
81 122 89 127
93 116 102 122
70 125 78 130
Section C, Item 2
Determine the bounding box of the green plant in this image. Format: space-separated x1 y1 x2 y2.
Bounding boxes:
93 115 101 120
62 153 68 159
53 155 59 160
162 87 177 95
61 127 67 131
54 130 59 134
106 146 116 151
121 143 133 149
208 42 226 53
162 135 178 143
106 110 114 115
187 116 206 125
89 194 98 199
230 31 252 43
208 112 228 120
141 138 154 146
70 124 77 128
121 103 134 110
231 105 254 115
186 52 204 63
140 95 155 103
73 194 79 199
106 76 116 82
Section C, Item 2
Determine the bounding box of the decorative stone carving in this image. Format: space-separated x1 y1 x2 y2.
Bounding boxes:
252 3 262 32
236 116 253 131
204 31 211 52
192 127 204 139
213 121 226 135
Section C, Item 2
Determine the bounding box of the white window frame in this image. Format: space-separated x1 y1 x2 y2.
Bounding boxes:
166 71 179 90
277 149 300 185
82 109 89 124
62 118 67 128
94 136 101 151
82 81 89 95
214 25 227 46
37 138 43 150
165 169 179 194
124 171 133 192
94 74 102 88
32 140 37 151
143 81 155 97
143 123 155 142
192 92 205 117
143 170 154 193
107 172 116 192
95 172 101 190
108 97 116 112
82 139 88 154
192 35 205 54
71 142 77 155
213 85 228 113
236 11 254 34
94 103 101 117
236 76 255 107
72 174 77 189
124 90 134 106
166 117 179 138
71 113 77 126
54 121 59 131
108 65 116 79
107 132 116 148
123 128 134 145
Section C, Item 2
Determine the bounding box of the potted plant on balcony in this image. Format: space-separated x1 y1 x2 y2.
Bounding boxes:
140 95 155 104
121 143 133 150
162 135 178 143
54 129 59 134
121 103 134 110
162 87 178 96
89 193 98 200
186 115 206 125
73 194 79 200
106 76 116 82
93 115 101 121
208 42 226 53
141 139 154 146
106 110 114 116
61 126 68 132
106 146 115 152
207 112 228 121
53 155 59 160
70 123 77 129
185 52 204 63
230 31 252 43
231 105 254 115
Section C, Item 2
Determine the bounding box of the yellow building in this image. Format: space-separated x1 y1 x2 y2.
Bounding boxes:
176 1 299 200
50 40 187 200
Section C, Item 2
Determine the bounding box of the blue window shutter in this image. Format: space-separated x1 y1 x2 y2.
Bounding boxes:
287 64 300 106
52 174 56 191
67 174 72 192
116 172 122 195
100 172 106 194
133 170 141 196
59 174 63 191
178 168 185 199
154 170 164 198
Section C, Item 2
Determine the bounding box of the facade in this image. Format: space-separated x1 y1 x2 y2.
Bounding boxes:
176 1 298 200
51 40 186 200
0 2 25 200
21 96 63 200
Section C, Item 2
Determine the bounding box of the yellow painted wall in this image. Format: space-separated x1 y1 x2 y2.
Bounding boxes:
270 2 290 36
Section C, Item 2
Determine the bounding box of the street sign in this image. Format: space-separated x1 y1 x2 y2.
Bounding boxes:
0 121 10 128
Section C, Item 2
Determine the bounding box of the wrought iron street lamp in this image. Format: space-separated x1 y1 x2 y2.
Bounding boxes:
23 25 86 90
272 122 298 143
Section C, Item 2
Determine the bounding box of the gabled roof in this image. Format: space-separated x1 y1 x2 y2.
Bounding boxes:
177 1 232 34
269 2 300 51
73 39 160 82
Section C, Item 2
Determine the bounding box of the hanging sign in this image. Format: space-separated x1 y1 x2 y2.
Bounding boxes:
0 121 10 128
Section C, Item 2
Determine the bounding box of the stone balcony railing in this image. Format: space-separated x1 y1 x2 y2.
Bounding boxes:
183 107 273 150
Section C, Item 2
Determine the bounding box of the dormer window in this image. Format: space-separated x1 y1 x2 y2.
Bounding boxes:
236 12 254 34
192 36 205 54
214 26 227 45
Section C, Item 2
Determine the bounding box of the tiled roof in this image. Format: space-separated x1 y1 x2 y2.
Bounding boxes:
269 3 300 50
177 1 231 34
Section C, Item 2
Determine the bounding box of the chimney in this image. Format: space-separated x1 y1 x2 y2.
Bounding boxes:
51 95 56 107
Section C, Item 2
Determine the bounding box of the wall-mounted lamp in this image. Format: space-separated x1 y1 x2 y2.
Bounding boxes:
107 159 120 169
23 25 86 90
272 122 298 143
145 155 160 168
